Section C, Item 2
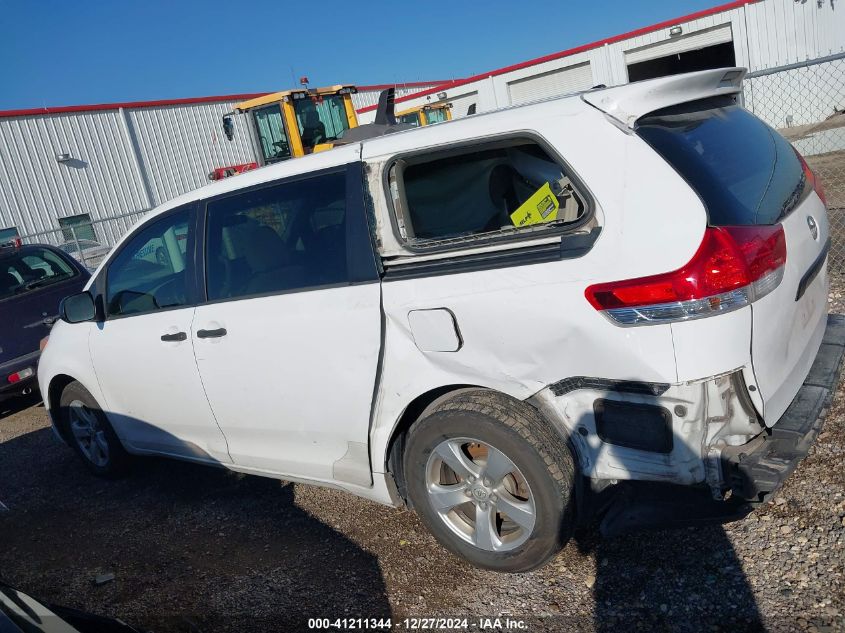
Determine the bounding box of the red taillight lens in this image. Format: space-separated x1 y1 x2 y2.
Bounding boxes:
796 150 826 206
585 225 786 324
7 367 34 384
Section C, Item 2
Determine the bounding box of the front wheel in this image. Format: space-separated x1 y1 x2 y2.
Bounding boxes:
60 381 130 477
404 390 575 572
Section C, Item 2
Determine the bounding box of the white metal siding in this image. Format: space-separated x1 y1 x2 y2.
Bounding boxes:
0 111 148 238
447 92 480 119
624 23 733 65
507 62 593 105
351 85 439 110
127 101 256 206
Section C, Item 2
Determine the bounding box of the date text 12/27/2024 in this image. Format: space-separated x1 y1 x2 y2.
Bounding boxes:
307 618 529 630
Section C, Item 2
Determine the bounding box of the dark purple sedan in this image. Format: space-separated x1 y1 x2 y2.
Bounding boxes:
0 240 90 404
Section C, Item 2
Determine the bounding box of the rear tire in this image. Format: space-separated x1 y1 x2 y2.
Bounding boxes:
59 381 130 477
404 389 575 572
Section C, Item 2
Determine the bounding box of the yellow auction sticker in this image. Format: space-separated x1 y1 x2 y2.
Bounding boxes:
509 182 559 227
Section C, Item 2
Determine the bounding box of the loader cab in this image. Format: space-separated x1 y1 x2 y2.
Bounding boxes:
231 85 359 166
396 102 453 128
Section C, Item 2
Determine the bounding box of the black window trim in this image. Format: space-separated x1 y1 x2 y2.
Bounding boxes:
380 129 597 256
97 202 202 322
196 161 380 308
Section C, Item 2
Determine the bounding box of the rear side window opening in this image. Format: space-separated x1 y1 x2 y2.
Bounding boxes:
637 96 805 226
388 137 590 250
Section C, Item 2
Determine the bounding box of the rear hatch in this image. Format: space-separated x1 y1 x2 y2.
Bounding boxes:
636 96 829 424
0 247 89 365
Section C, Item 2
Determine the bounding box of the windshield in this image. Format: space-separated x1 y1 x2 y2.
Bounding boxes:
425 108 449 124
293 95 351 149
1 247 77 300
253 105 292 164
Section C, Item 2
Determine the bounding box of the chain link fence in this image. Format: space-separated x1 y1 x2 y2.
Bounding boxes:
743 53 845 270
13 210 149 270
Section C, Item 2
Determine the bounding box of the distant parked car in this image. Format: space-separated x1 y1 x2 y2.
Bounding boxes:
1 241 89 404
58 239 112 270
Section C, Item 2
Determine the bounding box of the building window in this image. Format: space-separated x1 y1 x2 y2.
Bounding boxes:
59 214 96 242
0 226 19 243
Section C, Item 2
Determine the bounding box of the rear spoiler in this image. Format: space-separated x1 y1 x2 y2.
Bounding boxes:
582 67 746 129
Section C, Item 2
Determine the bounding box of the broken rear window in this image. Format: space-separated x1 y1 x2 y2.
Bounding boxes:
388 138 588 249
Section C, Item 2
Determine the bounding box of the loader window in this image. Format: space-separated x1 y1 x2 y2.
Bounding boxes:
294 95 351 148
424 108 449 124
389 138 588 249
253 105 291 164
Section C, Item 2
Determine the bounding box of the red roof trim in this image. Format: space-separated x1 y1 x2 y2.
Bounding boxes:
0 81 445 119
357 0 758 113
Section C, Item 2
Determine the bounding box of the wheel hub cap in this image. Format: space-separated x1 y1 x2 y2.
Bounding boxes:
425 437 536 553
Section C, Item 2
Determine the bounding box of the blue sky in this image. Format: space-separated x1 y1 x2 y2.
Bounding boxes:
1 0 722 109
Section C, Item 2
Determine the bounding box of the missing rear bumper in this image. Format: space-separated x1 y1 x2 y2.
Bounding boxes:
722 313 845 502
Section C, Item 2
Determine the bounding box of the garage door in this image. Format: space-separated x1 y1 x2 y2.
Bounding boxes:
448 92 479 119
507 62 593 106
625 23 733 65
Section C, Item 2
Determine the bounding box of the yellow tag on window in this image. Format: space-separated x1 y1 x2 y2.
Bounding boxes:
509 182 560 228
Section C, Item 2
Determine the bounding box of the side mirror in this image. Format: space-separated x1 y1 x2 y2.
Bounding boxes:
60 291 96 324
222 115 234 141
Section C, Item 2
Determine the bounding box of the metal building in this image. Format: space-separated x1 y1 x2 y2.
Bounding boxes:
2 0 844 248
0 83 440 243
358 0 845 124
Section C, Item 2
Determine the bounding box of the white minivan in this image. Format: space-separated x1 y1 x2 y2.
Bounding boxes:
38 68 842 572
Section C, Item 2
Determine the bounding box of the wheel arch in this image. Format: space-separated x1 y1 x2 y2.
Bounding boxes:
47 373 79 443
384 384 485 504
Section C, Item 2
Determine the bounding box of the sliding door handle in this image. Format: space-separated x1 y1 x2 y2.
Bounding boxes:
160 331 187 342
197 327 227 339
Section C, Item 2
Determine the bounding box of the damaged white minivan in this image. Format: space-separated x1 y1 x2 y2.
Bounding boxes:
39 68 844 572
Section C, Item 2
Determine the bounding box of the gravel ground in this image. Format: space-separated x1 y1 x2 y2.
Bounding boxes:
2 296 845 632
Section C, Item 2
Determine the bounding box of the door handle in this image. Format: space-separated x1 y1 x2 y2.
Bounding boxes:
196 328 227 339
161 331 187 342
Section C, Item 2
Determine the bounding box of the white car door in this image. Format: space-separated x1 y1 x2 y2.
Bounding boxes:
191 166 382 484
88 204 231 464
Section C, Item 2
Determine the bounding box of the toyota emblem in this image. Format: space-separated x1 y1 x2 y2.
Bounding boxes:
807 215 819 240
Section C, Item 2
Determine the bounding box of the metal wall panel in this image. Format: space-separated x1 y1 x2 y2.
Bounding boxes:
447 92 480 119
351 85 439 110
624 23 733 64
127 101 257 206
507 62 593 105
0 111 148 238
744 0 845 70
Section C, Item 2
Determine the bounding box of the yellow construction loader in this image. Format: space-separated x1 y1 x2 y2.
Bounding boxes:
396 102 453 128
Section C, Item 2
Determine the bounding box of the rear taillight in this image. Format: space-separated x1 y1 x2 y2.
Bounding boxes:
585 225 786 325
796 150 826 206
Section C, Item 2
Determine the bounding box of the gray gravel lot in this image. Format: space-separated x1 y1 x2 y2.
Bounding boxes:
2 310 845 632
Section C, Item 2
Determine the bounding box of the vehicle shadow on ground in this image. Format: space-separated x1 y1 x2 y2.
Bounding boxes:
575 525 765 632
0 423 392 633
0 393 43 420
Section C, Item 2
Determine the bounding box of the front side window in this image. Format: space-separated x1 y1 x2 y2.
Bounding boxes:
106 210 191 317
1 247 77 300
389 138 588 249
205 171 349 301
253 105 291 164
294 95 351 149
